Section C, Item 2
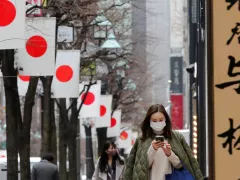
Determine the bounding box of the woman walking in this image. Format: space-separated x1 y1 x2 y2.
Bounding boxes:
92 141 124 180
123 104 203 180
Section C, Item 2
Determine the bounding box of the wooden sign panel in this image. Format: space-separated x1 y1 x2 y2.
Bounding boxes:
212 1 240 180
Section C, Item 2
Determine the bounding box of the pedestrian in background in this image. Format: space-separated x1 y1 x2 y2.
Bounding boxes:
31 153 59 180
123 104 203 180
92 141 124 180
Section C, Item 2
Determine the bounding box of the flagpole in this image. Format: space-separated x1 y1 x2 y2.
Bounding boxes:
77 113 81 180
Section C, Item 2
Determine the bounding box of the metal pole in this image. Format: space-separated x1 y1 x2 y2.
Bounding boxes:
206 0 214 179
196 0 207 176
77 118 81 180
188 0 198 148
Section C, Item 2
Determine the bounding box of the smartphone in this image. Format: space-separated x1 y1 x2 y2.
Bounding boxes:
155 135 164 142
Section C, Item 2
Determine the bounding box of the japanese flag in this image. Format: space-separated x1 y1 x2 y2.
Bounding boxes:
95 95 113 128
17 75 43 96
118 129 132 149
51 50 81 98
16 17 56 76
131 132 138 145
107 110 121 138
0 0 25 49
17 75 30 96
79 81 101 118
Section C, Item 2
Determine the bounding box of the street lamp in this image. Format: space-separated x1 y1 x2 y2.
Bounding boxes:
100 32 122 92
101 33 121 49
96 30 122 155
101 33 122 90
91 13 112 45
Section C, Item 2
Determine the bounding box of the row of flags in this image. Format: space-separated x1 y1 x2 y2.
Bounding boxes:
0 1 135 149
3 16 57 76
17 50 81 98
1 14 59 76
18 76 122 137
117 129 138 151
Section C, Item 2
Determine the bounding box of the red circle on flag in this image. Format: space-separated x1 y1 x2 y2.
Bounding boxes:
120 131 128 140
0 0 16 27
100 105 106 117
19 76 30 82
26 36 47 58
81 92 95 105
110 118 116 128
56 65 73 82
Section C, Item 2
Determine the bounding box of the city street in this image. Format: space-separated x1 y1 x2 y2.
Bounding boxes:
0 0 239 180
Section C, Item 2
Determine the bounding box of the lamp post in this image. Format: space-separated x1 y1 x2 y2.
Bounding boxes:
91 13 112 46
89 13 122 168
101 33 121 49
94 26 122 155
76 14 113 180
101 36 123 143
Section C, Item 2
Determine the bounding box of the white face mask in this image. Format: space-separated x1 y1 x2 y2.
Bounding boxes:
150 121 166 132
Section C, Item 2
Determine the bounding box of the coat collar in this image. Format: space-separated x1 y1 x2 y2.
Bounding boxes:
98 163 124 180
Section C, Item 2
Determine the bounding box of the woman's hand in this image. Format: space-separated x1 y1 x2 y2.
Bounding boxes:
151 140 164 150
161 143 172 157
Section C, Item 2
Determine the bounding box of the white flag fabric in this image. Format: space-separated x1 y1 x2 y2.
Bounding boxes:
51 50 80 98
16 17 56 76
118 129 132 149
95 95 113 128
165 104 171 115
79 81 101 118
0 0 25 49
107 110 121 138
17 76 43 96
17 76 30 96
131 132 138 145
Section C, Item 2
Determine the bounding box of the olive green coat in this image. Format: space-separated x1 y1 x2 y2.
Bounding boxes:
123 130 204 180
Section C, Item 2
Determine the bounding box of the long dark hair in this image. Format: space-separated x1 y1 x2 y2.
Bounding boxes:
99 141 124 172
141 104 172 141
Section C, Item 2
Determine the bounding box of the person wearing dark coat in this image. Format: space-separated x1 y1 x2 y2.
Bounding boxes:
31 153 59 180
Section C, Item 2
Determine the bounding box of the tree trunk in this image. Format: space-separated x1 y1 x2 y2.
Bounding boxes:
50 99 57 164
58 99 68 180
84 125 95 179
41 76 53 155
68 98 78 180
96 128 107 157
41 95 44 142
19 77 39 180
2 50 21 180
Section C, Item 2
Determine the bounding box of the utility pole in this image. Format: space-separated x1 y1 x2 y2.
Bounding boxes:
188 0 207 177
196 0 207 177
188 0 198 149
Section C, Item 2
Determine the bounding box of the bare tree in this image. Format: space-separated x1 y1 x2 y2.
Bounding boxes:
40 76 56 156
39 0 145 179
55 78 96 180
18 77 39 180
58 98 68 180
1 50 20 180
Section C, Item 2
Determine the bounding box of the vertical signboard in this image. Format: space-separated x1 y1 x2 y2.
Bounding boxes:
212 1 240 179
170 57 183 129
170 94 183 129
170 57 183 93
